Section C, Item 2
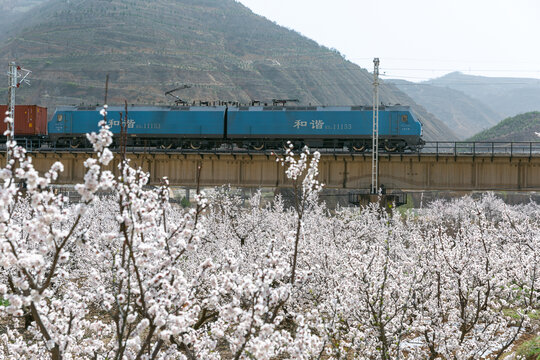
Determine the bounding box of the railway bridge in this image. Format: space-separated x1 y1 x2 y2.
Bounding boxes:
2 142 540 191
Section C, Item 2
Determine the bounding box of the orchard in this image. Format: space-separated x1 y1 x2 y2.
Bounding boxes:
0 109 538 359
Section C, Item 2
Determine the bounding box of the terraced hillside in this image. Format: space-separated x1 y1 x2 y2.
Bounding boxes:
0 0 456 140
426 72 540 119
391 79 501 139
0 0 47 33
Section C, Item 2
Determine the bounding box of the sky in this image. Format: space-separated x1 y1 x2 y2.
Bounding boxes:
237 0 540 82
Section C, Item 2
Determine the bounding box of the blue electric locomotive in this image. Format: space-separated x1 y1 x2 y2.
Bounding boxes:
227 105 423 151
48 104 424 151
49 105 226 149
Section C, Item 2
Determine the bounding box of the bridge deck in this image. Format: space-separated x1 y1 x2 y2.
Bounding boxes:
2 151 540 191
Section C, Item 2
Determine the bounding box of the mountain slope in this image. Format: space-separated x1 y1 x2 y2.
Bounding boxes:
391 79 501 139
0 0 48 35
0 0 456 140
469 112 540 141
425 72 540 118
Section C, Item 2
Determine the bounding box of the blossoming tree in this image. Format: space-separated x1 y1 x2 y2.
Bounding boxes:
0 109 538 359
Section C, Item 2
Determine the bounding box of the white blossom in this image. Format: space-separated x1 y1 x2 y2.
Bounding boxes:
0 106 537 359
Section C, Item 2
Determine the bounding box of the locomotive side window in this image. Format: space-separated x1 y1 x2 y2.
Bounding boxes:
401 115 408 123
57 114 63 122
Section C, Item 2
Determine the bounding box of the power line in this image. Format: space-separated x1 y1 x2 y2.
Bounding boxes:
10 62 540 90
386 82 540 86
382 67 540 73
22 76 540 88
23 65 540 82
26 64 540 74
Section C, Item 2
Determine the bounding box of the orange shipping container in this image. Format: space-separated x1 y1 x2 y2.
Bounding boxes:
0 105 48 136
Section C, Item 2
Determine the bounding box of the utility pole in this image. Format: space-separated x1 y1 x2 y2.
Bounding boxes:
6 62 31 159
6 62 17 155
371 58 380 195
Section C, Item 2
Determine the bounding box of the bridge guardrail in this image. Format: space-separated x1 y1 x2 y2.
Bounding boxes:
2 140 540 157
422 141 540 157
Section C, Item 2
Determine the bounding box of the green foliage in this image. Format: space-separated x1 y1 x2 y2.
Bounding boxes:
180 196 191 208
468 111 540 141
529 310 540 320
502 308 521 320
516 336 540 360
396 194 415 217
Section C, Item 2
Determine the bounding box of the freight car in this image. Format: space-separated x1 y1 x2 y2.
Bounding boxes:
47 104 424 152
0 105 47 137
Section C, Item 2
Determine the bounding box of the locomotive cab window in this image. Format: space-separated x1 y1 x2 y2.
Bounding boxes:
57 114 63 122
401 115 408 123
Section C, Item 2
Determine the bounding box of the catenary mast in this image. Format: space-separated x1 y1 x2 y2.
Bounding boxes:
6 62 31 159
371 58 380 194
6 62 17 150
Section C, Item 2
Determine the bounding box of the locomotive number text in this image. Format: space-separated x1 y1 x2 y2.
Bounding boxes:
325 123 352 130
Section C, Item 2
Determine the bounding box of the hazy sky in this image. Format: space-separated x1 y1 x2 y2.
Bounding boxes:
238 0 540 81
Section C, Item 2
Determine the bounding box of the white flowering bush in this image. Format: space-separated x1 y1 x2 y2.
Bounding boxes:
0 109 539 359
